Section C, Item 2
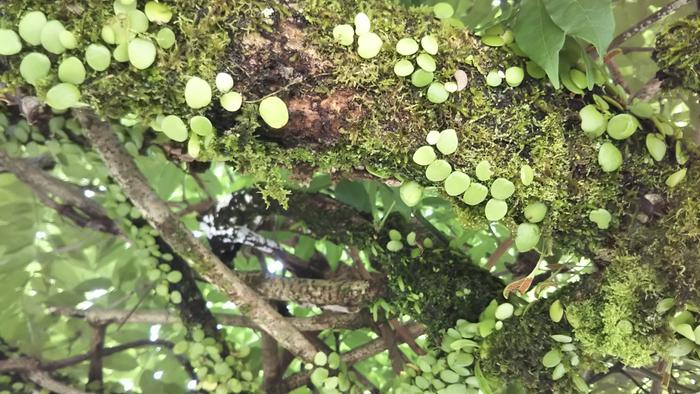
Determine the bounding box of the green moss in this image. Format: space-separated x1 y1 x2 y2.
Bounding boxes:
654 15 700 93
565 255 669 366
379 214 503 338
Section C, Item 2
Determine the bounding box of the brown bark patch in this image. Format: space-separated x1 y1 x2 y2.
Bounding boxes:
269 89 359 146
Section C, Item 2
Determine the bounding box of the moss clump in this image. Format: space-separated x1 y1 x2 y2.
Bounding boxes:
565 255 669 366
654 15 700 93
379 215 503 338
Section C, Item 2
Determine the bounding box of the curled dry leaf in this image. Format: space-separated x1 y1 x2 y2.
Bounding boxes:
454 69 468 91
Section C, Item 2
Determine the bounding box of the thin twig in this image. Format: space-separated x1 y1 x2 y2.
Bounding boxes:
607 0 692 52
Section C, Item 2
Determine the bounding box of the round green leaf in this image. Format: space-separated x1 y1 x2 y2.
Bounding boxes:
399 181 423 207
542 349 561 368
166 270 183 283
589 208 612 229
569 69 588 90
413 145 436 166
481 35 505 47
113 44 129 62
549 300 563 322
606 113 638 140
221 92 243 112
495 303 514 320
46 83 81 111
520 164 534 185
598 142 622 172
396 37 419 55
526 61 546 79
216 72 234 92
665 168 687 188
190 116 213 136
161 115 188 142
354 12 371 35
386 240 403 252
433 2 454 19
444 171 470 196
20 52 51 84
427 82 449 104
394 59 414 77
579 104 607 137
426 159 452 182
187 133 201 158
332 24 354 46
85 44 112 71
416 53 436 72
259 96 289 129
490 177 515 200
551 334 572 343
127 10 149 33
0 29 22 56
128 37 157 70
40 20 66 54
58 57 86 85
440 369 459 384
426 129 440 145
58 31 77 49
485 199 507 221
18 11 47 46
314 351 327 366
184 76 212 109
411 69 434 87
436 128 458 155
514 223 540 252
145 1 173 23
328 352 341 369
505 66 524 87
475 160 493 180
645 133 666 162
421 35 438 55
486 70 502 87
357 32 382 59
462 182 488 205
156 27 176 49
524 201 547 223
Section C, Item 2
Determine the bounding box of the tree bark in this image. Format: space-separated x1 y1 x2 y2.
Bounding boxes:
76 109 319 362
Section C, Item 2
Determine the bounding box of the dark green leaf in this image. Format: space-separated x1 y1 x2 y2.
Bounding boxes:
543 0 614 55
514 0 566 88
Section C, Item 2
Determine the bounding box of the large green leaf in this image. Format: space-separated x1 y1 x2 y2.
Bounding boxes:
514 0 566 88
543 0 614 55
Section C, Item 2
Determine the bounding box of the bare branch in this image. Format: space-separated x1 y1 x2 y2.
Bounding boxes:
0 339 173 373
86 324 106 391
75 109 318 361
261 333 282 392
48 307 373 331
26 371 91 394
607 0 692 52
280 323 425 391
0 150 121 235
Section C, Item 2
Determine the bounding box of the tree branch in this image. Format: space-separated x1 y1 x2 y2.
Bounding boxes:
75 108 318 362
280 323 425 391
0 339 174 373
48 306 374 331
607 0 692 52
86 324 106 392
0 150 121 235
26 371 91 394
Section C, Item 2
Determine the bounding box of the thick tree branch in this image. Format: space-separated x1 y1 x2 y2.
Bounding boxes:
48 307 373 331
261 333 282 392
75 109 318 361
